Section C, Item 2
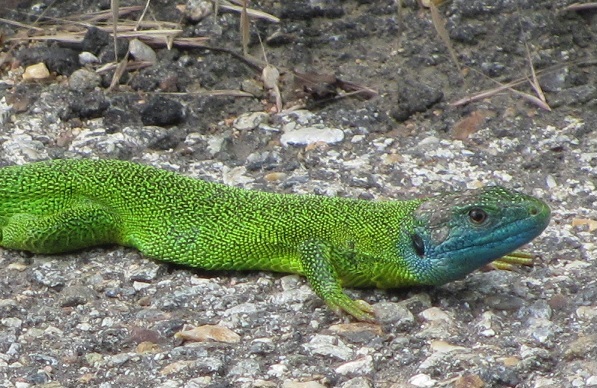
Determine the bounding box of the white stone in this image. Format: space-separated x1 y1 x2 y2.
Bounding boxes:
280 126 344 146
408 373 437 387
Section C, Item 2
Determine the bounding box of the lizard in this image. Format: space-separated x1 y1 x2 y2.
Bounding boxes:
0 159 551 322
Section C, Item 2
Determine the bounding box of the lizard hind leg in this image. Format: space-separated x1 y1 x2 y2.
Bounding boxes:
1 203 122 254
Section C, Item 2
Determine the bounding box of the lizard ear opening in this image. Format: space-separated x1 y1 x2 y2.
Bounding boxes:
411 233 425 257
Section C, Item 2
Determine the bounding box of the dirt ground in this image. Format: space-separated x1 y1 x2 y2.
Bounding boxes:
0 1 596 387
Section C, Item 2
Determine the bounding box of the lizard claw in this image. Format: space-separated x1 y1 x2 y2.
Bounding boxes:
490 251 535 270
327 295 377 323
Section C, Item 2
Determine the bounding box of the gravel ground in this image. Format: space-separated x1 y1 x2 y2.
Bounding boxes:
0 0 596 387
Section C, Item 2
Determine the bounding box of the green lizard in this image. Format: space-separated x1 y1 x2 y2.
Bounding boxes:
0 159 550 321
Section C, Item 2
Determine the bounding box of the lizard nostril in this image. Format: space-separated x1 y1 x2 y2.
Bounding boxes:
529 207 539 216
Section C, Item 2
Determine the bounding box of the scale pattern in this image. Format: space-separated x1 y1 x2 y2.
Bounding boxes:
0 159 551 321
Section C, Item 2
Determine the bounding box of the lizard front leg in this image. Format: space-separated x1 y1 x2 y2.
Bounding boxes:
299 239 375 322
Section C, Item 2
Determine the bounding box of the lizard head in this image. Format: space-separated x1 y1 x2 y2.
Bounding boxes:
399 186 551 285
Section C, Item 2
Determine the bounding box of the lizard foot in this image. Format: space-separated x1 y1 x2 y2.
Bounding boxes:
490 251 535 271
327 294 376 323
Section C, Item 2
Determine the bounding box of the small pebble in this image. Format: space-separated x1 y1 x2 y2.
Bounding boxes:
22 63 50 80
129 39 157 64
68 68 101 92
233 112 269 130
335 356 374 376
78 51 99 65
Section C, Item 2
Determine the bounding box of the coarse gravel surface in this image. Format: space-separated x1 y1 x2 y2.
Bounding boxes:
0 0 596 387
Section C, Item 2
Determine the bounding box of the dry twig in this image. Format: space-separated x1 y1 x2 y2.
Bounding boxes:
428 2 461 72
563 3 597 11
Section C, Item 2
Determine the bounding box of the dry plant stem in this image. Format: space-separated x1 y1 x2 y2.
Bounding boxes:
9 31 208 50
111 0 120 61
135 0 153 31
450 77 533 107
17 6 153 28
33 0 59 25
450 62 568 109
241 0 249 56
263 64 282 111
64 6 144 23
101 90 254 97
508 87 551 111
96 61 153 74
453 81 551 111
218 2 280 22
564 3 597 11
0 18 44 31
429 2 461 72
109 52 129 91
524 41 547 105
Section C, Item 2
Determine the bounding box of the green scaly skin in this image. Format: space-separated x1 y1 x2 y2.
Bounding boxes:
0 159 551 321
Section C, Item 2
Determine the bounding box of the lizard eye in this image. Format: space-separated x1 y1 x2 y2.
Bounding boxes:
411 234 425 257
468 208 488 224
